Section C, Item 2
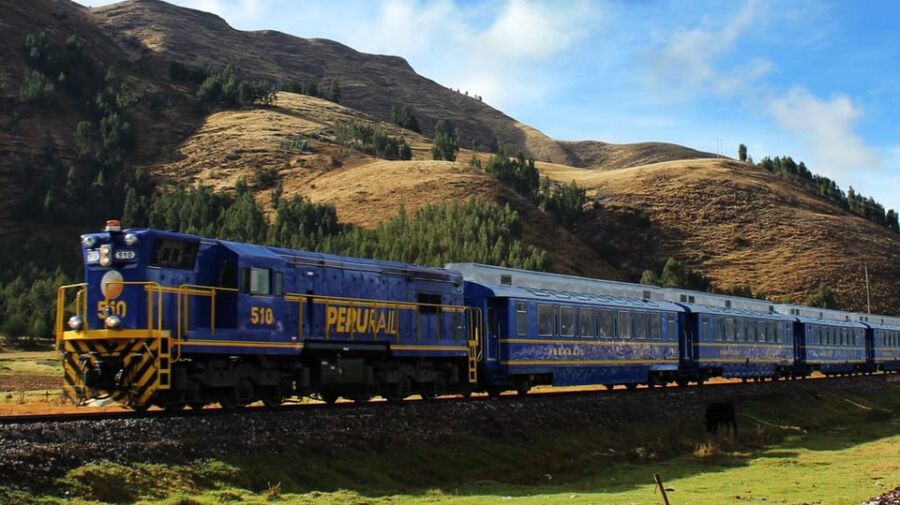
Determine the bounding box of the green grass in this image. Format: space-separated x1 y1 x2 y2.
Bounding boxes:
3 386 898 505
0 350 59 376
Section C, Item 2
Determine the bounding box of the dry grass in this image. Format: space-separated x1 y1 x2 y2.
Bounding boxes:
537 158 900 312
149 92 623 280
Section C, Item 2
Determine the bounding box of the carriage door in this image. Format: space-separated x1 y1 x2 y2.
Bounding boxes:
485 301 502 362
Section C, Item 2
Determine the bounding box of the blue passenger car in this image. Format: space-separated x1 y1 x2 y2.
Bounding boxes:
679 305 794 380
862 319 900 372
463 282 685 394
793 317 868 375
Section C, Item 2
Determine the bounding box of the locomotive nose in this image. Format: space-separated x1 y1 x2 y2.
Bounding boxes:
82 358 126 391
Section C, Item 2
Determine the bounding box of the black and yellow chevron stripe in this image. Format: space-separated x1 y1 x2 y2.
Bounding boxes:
61 331 171 409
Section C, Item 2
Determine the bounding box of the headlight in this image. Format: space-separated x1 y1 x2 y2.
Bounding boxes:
124 233 138 246
104 315 122 330
82 236 97 248
99 244 112 267
67 315 83 331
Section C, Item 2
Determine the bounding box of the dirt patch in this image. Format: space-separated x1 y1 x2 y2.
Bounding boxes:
0 375 60 392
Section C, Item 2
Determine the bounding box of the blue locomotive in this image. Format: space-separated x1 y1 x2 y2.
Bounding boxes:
56 223 899 410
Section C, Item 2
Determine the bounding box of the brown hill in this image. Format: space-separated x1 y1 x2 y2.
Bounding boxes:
537 158 900 313
152 91 621 280
88 0 570 163
559 140 718 170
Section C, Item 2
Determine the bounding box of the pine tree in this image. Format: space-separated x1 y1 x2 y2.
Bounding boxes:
431 120 458 161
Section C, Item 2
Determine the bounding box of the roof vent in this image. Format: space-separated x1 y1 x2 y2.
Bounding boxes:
500 274 512 286
680 295 687 303
642 290 651 300
769 305 774 313
688 296 696 304
725 300 732 309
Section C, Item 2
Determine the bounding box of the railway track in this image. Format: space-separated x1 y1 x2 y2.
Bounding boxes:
0 372 857 425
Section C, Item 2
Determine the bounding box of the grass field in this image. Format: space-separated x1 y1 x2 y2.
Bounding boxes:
1 383 897 505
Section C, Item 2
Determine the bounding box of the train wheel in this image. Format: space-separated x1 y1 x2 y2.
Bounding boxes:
261 388 284 409
351 393 372 404
419 382 436 400
675 378 688 388
626 383 638 390
487 387 503 398
187 402 205 411
320 392 339 404
163 402 186 412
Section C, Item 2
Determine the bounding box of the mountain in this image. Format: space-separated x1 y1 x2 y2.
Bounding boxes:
538 158 900 313
1 0 898 314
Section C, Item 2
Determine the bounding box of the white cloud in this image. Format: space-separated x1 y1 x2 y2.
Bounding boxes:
647 0 772 100
768 87 881 177
332 0 601 108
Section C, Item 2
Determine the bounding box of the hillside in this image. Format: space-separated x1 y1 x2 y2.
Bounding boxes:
537 158 900 313
88 0 570 163
559 140 718 170
152 91 622 280
0 0 899 316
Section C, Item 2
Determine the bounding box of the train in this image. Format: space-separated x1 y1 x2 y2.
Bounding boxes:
55 221 900 410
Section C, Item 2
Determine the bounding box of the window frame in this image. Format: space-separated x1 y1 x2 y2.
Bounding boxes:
559 306 576 337
516 301 528 337
537 304 556 337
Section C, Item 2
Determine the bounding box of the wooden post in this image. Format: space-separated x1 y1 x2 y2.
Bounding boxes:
654 474 671 505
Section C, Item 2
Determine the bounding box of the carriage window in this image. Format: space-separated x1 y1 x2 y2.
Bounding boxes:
516 302 528 336
600 310 615 338
651 313 662 340
715 317 724 341
756 321 765 343
538 304 556 336
559 306 576 337
579 308 597 337
776 323 784 343
701 316 709 339
618 311 632 339
634 312 649 339
151 239 199 270
725 318 735 341
735 318 745 342
668 314 678 341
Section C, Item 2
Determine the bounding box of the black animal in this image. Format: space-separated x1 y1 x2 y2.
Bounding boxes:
705 401 738 436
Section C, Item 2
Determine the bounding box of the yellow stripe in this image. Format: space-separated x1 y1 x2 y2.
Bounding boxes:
501 359 679 366
178 339 304 349
705 358 790 364
500 338 676 347
803 345 866 350
393 344 468 352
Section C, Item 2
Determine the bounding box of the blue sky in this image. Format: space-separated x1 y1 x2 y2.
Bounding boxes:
87 0 900 211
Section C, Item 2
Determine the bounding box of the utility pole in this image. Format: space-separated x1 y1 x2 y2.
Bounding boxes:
864 264 871 314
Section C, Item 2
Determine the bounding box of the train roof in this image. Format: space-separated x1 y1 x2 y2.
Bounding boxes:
680 304 794 321
134 228 461 283
853 313 900 330
469 283 686 312
447 263 666 300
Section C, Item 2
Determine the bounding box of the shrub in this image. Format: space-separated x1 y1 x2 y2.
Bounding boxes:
18 70 55 106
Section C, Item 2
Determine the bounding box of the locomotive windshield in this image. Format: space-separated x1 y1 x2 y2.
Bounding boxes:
151 239 199 270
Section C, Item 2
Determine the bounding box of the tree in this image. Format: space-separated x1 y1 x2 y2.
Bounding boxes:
640 270 659 286
330 79 341 103
738 143 748 162
660 257 685 288
807 283 837 309
887 209 899 232
19 70 55 107
431 120 458 161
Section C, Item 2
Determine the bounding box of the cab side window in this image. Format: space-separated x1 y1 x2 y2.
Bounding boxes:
241 267 283 296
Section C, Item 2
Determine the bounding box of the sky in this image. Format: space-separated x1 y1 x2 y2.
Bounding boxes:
86 0 900 211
